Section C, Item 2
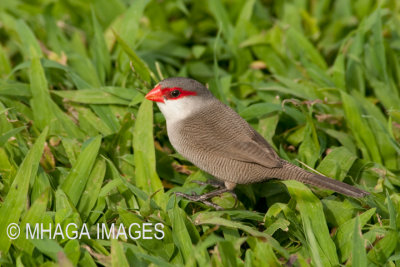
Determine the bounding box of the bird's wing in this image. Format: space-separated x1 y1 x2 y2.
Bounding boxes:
222 139 282 168
179 102 282 168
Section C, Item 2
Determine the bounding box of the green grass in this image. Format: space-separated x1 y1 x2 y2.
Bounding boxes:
0 0 399 266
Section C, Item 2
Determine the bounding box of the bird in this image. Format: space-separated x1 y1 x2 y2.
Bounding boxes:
145 77 369 209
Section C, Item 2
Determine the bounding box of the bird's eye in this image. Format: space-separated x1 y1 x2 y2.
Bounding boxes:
170 90 181 98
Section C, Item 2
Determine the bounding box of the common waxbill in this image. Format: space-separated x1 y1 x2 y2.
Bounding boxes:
145 77 369 208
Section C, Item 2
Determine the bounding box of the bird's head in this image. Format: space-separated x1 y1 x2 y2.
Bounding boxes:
145 77 213 122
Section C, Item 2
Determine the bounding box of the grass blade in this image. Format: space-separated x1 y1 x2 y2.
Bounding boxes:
283 180 339 266
168 206 193 264
334 208 375 262
111 239 129 267
14 189 49 254
15 20 42 59
194 212 288 258
0 126 26 147
52 89 130 105
133 99 165 206
0 127 48 254
352 216 367 266
77 158 106 221
114 32 152 85
61 136 102 206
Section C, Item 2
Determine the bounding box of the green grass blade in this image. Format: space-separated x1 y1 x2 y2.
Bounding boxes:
341 91 382 164
250 240 281 267
286 27 327 70
168 206 193 264
112 0 149 46
14 190 49 254
0 45 12 78
0 126 26 147
29 238 64 261
90 9 110 84
239 103 281 120
51 89 130 105
207 0 233 41
61 136 102 206
334 208 375 262
0 127 48 255
90 105 120 133
30 54 84 138
111 239 129 267
367 230 397 265
0 81 31 97
194 212 288 258
105 158 159 209
386 190 397 230
15 20 42 59
114 32 152 85
133 99 165 206
283 180 339 266
316 147 357 182
77 158 106 221
75 106 113 136
352 216 367 266
217 241 238 267
29 55 54 130
298 114 320 168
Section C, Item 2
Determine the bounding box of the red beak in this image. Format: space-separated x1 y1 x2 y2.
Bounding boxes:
145 84 164 103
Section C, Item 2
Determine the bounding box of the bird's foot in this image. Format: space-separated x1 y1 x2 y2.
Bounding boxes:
190 179 224 189
175 187 236 210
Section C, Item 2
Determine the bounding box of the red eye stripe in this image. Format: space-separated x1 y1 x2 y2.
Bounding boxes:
161 87 197 100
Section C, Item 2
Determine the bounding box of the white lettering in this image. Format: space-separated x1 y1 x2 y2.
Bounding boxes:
142 223 152 239
53 223 65 239
101 223 114 239
65 223 78 239
154 223 165 240
41 223 52 239
116 224 127 240
26 223 39 239
128 223 141 240
80 223 91 239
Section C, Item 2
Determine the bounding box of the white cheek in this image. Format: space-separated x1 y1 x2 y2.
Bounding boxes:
156 98 194 123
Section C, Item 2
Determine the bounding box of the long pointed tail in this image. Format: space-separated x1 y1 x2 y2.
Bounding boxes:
277 161 369 198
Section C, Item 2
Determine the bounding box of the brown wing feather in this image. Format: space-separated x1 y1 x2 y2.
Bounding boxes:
223 140 282 168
